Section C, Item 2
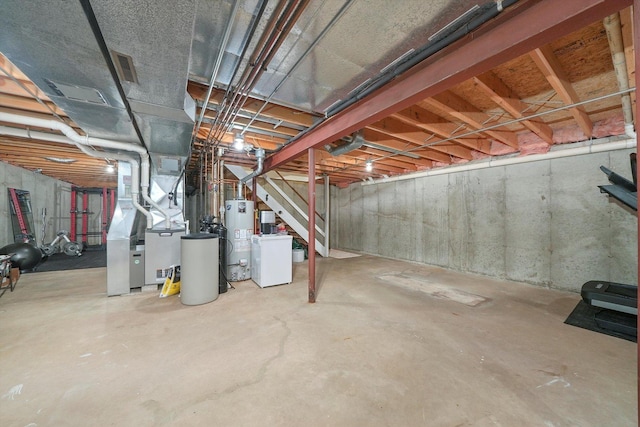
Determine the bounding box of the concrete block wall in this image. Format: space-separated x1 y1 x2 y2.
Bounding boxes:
331 149 638 292
0 161 73 247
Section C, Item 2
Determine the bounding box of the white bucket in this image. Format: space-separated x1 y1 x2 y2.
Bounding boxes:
292 248 305 263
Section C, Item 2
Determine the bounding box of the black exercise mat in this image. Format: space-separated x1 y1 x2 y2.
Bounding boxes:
564 300 637 343
28 250 107 273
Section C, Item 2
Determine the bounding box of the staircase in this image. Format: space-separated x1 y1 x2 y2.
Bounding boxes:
226 165 328 257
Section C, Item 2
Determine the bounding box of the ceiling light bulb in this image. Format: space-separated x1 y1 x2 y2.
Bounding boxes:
365 160 373 172
233 133 245 151
106 164 115 173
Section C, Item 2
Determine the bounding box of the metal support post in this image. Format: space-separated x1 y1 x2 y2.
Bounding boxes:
308 148 316 303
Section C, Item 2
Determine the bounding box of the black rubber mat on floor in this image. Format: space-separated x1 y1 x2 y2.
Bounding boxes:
564 300 637 343
28 250 107 273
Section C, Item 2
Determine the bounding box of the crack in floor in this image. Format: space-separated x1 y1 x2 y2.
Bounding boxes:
222 316 291 395
168 315 292 421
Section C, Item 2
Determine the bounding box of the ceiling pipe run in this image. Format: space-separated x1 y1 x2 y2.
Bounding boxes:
211 0 309 145
603 12 636 138
240 0 357 135
267 0 638 173
206 0 282 144
0 112 172 229
203 0 270 144
325 0 520 117
193 0 242 141
0 125 151 227
361 136 637 186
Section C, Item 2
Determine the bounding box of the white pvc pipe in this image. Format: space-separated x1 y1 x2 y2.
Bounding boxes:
603 13 635 139
362 136 637 186
0 124 152 227
0 112 172 228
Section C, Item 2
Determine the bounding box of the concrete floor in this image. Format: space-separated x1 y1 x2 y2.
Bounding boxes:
0 254 636 426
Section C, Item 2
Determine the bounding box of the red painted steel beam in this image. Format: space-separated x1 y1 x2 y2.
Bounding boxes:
263 0 633 171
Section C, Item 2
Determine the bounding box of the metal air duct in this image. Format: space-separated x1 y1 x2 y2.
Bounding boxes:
324 131 365 156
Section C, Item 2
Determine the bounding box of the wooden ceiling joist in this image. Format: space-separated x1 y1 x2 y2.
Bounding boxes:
362 130 452 163
472 71 554 143
391 107 493 154
367 117 474 160
264 0 630 171
188 83 317 128
529 46 594 138
421 92 519 148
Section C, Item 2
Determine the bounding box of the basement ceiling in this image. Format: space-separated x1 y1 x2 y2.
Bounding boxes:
0 0 635 189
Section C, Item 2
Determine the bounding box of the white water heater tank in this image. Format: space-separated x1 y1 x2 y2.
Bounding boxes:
225 199 254 281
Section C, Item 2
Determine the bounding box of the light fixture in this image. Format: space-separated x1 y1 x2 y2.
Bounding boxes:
233 133 245 151
365 160 373 172
105 163 115 173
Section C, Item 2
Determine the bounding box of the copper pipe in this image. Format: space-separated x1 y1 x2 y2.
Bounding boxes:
228 0 311 133
213 0 310 144
209 0 294 143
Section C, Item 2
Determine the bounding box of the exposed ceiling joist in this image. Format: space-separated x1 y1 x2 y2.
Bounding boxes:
264 0 632 172
529 45 594 137
391 108 493 154
421 92 519 148
472 71 554 143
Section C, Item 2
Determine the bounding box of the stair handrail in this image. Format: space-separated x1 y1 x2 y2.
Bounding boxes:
273 170 325 223
263 176 325 238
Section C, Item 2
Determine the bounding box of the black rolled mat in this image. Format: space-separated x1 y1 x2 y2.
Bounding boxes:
28 250 107 273
564 300 637 343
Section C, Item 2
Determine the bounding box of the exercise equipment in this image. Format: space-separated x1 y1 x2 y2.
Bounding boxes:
40 230 83 257
580 153 637 337
70 187 115 250
8 188 36 243
0 242 43 271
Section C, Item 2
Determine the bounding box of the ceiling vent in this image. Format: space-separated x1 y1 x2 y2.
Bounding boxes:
111 50 139 84
44 79 108 105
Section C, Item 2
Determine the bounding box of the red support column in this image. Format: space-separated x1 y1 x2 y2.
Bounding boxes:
110 189 116 223
70 187 77 242
308 148 316 303
634 1 640 422
102 187 108 245
82 191 89 245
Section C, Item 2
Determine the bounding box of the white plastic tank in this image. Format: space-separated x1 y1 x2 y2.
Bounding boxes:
225 199 254 281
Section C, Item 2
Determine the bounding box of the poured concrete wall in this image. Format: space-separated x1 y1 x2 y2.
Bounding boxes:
0 161 73 247
331 149 638 292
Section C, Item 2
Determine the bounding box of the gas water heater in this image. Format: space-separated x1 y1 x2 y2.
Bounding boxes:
225 199 254 281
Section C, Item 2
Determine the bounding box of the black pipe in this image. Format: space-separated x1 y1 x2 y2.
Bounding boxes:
327 0 520 116
273 0 520 152
79 0 146 147
181 0 268 202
